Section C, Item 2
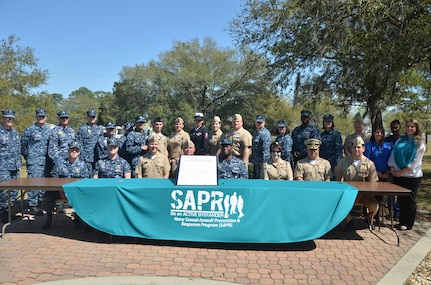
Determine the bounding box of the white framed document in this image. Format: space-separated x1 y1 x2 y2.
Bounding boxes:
176 155 218 186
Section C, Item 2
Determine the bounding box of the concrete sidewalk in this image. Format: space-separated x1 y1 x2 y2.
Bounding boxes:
1 211 430 285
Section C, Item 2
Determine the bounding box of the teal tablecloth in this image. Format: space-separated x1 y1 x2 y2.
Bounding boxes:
63 179 357 243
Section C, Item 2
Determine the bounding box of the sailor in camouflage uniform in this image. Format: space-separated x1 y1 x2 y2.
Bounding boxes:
250 115 271 179
218 138 248 179
291 110 321 166
125 115 148 177
48 110 76 164
95 121 116 162
21 108 51 215
44 142 90 229
119 122 134 163
93 138 131 178
76 110 104 171
0 110 22 221
319 114 343 175
275 120 293 164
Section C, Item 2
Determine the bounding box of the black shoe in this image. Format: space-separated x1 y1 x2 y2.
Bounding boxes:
42 219 52 230
343 220 355 232
30 207 44 216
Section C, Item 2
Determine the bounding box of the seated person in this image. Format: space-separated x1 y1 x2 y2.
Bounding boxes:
135 137 171 178
93 138 131 178
294 138 332 181
262 142 293 180
43 142 91 229
218 138 248 179
334 137 379 231
170 139 195 178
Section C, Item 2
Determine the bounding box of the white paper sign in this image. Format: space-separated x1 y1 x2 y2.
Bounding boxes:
176 155 218 186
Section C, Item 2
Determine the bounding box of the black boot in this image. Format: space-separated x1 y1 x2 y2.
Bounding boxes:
42 210 53 229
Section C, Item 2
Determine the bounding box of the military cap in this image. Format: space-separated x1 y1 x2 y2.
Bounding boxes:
194 112 204 121
301 110 311 117
277 120 287 127
351 136 365 146
105 122 115 129
153 116 162 123
87 110 97 117
220 138 233 146
304 138 322 150
36 108 47 117
2 109 15 118
135 115 146 123
256 115 266 123
323 114 334 121
57 110 69 118
175 117 184 124
183 139 195 148
68 141 81 150
107 137 119 147
212 116 221 123
232 114 242 121
123 122 134 132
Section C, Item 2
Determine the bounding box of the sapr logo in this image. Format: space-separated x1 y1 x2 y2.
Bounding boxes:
170 189 244 219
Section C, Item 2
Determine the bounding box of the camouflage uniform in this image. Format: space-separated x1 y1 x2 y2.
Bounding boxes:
48 125 76 163
320 129 343 170
95 123 116 162
93 156 131 178
275 133 293 164
218 157 248 179
250 118 271 179
125 129 148 177
21 115 51 207
291 124 321 162
76 122 104 169
135 152 171 178
0 115 21 209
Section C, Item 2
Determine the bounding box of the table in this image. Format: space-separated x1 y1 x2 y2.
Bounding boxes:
0 178 81 236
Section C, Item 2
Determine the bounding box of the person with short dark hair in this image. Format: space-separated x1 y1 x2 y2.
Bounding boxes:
93 138 131 178
292 110 321 166
343 116 371 156
275 120 293 164
218 138 248 179
261 142 293 180
385 119 402 147
320 114 342 175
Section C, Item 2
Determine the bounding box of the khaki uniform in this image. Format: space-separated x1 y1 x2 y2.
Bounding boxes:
209 129 223 156
343 133 371 155
334 155 379 225
262 160 293 180
148 132 168 156
135 152 171 178
294 157 332 181
225 127 252 162
168 130 190 159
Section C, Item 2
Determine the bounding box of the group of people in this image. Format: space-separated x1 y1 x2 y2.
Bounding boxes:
0 108 425 233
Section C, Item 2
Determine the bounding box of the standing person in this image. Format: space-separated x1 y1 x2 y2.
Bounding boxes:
343 116 371 156
294 139 332 181
222 114 252 165
125 115 148 177
76 110 104 171
93 138 131 178
147 117 168 157
135 137 170 178
208 116 224 156
291 110 321 167
218 138 248 179
275 120 293 164
364 126 392 182
21 108 51 216
319 114 343 176
334 137 379 230
95 122 116 162
48 110 76 164
43 142 90 229
388 119 426 231
168 117 190 175
0 110 22 222
261 142 293 180
189 112 209 155
119 122 134 163
250 115 271 179
385 119 402 147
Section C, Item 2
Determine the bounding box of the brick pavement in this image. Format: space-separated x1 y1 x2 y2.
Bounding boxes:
0 211 430 285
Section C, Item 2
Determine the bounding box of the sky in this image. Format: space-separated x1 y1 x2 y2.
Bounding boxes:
0 0 243 97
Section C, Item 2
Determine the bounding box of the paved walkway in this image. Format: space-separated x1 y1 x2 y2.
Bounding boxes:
0 210 430 285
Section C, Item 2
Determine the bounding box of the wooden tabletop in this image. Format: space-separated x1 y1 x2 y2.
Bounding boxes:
0 178 81 191
347 181 411 196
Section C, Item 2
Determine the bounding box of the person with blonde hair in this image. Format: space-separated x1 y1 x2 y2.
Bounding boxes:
388 119 425 231
209 116 224 156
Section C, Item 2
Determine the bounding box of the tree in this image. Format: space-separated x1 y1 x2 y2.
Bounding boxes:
113 38 279 131
230 0 431 129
